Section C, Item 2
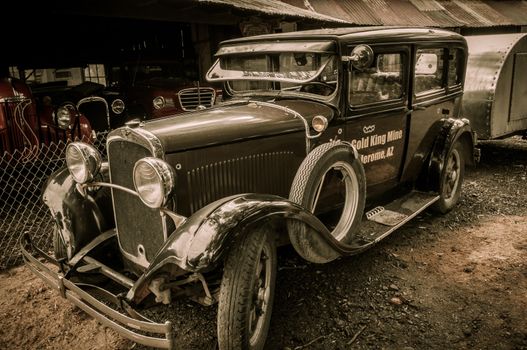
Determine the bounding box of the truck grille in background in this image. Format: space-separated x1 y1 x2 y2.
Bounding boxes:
178 87 215 111
77 99 110 131
107 140 166 263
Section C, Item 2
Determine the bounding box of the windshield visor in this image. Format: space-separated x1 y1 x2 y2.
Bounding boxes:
206 52 338 97
207 53 335 84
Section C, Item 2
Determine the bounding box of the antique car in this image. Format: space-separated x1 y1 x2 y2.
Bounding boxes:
462 33 527 140
0 75 92 156
106 60 221 120
22 27 477 349
37 61 222 132
32 80 127 132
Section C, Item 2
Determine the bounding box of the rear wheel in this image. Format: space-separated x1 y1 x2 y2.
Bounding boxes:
217 227 277 350
431 140 465 213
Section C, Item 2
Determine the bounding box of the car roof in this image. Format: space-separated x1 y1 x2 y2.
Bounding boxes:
220 26 466 46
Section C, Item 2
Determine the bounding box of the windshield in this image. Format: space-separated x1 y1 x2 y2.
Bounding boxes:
207 52 338 98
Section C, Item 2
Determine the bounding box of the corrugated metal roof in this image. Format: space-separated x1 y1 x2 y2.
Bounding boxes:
361 0 408 25
485 0 527 25
308 0 381 25
409 0 445 12
281 0 527 28
463 1 511 26
455 1 495 26
421 9 465 27
387 0 439 27
198 0 347 23
440 1 484 27
283 0 307 10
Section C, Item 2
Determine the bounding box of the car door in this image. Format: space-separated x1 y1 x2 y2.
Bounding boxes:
344 45 410 197
401 44 464 183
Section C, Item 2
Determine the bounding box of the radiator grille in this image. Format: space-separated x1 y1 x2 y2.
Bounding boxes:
187 152 294 213
178 87 215 111
107 140 166 263
77 100 110 131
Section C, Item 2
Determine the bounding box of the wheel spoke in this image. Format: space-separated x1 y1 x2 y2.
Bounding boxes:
443 150 461 199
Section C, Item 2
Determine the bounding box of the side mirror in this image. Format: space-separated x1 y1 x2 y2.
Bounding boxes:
346 45 374 70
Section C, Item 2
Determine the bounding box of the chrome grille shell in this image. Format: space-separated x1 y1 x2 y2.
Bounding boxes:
177 87 215 111
106 127 167 268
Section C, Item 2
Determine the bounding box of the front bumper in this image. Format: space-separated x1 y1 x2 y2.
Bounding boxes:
20 234 175 349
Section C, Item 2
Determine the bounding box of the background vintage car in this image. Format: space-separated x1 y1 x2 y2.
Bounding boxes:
0 74 92 156
106 60 222 120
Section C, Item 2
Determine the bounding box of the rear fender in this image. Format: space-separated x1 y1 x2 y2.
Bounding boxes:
42 165 114 259
427 117 476 192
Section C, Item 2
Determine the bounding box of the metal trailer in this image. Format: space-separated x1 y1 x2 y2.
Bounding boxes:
463 33 527 140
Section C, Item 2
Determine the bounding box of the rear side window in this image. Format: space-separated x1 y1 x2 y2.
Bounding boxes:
349 52 403 105
414 48 444 94
448 48 463 87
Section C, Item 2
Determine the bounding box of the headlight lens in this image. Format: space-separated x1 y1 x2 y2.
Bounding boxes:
152 96 166 110
312 115 328 132
65 142 102 184
55 104 75 129
133 158 175 209
111 99 125 114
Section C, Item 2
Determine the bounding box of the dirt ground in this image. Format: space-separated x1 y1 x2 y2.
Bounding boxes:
1 137 526 350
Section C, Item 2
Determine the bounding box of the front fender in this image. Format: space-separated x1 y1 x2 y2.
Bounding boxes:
127 194 329 301
428 117 476 191
153 193 329 272
42 165 114 259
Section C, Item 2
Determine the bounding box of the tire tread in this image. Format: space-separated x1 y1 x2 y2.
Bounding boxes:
218 228 276 350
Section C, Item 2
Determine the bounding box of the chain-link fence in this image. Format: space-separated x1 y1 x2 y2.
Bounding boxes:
0 132 108 269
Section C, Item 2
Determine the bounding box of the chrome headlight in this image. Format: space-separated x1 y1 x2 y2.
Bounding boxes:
55 104 75 129
133 158 175 209
312 115 328 132
111 99 125 114
65 142 102 184
152 96 166 110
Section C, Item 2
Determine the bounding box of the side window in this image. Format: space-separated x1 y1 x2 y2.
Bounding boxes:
448 48 463 87
349 52 403 105
414 48 444 95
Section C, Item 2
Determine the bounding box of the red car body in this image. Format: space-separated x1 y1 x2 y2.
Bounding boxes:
108 61 221 121
0 77 92 156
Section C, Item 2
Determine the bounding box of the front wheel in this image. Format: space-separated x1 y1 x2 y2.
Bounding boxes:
431 140 465 213
217 227 277 350
52 224 68 260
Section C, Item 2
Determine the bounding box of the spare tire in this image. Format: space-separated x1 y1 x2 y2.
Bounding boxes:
288 142 366 263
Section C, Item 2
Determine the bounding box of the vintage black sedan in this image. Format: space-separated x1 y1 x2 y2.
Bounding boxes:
22 27 477 349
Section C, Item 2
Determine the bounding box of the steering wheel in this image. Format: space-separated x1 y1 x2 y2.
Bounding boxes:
299 82 334 95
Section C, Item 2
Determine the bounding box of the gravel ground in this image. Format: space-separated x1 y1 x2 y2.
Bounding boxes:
1 137 526 350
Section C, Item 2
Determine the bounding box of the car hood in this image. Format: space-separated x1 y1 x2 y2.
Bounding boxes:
141 99 335 153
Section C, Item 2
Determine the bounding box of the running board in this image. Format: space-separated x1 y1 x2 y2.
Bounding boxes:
353 191 439 247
